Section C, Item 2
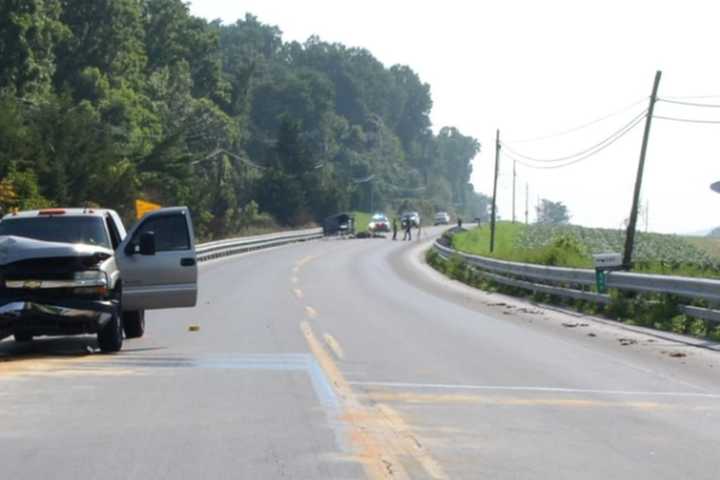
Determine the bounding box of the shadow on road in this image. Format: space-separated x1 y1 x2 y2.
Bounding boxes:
0 335 169 366
0 336 98 362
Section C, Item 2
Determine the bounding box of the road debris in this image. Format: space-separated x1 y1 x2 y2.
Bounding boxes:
618 338 638 346
188 325 200 332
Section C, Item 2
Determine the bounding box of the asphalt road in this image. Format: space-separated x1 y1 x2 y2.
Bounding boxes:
1 227 719 479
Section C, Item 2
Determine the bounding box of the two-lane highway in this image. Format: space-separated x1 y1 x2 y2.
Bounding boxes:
1 228 719 479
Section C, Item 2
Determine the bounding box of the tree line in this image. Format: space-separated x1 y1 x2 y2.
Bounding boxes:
0 0 488 239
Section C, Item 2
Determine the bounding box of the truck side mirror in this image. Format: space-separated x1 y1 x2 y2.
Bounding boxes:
139 232 156 256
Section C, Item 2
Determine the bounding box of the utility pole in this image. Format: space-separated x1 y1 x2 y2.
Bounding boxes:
525 182 529 225
512 159 517 223
622 70 662 268
490 129 500 253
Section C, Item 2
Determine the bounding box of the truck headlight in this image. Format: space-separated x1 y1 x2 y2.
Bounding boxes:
72 271 109 297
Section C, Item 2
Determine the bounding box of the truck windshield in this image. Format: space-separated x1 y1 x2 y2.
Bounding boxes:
0 216 111 248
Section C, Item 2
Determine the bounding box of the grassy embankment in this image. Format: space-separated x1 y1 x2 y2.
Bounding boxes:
452 222 720 279
428 223 720 339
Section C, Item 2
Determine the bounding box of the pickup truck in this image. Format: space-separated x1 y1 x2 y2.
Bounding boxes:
0 207 198 352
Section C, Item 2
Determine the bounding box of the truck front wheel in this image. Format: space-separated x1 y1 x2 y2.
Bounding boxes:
98 304 123 353
123 310 145 339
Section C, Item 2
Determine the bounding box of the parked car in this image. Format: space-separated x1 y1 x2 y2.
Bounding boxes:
401 212 421 227
368 213 390 233
434 211 451 225
0 207 198 352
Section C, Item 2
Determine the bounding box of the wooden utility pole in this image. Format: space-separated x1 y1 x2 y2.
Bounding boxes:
512 159 517 223
623 70 662 268
490 129 500 252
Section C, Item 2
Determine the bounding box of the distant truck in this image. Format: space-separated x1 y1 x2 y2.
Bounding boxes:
0 207 198 352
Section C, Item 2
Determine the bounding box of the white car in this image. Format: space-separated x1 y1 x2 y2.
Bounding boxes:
368 213 390 233
434 212 450 225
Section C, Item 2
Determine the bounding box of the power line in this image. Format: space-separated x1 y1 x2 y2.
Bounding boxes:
658 98 720 108
662 94 720 100
505 111 646 170
501 109 648 163
654 115 720 125
506 97 648 143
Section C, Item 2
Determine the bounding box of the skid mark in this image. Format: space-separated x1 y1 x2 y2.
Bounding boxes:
0 354 124 379
302 321 448 480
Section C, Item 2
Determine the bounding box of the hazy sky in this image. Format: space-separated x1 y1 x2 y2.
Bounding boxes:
189 0 720 234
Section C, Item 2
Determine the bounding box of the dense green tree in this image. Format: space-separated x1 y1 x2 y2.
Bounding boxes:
536 199 571 225
0 0 68 98
0 1 483 237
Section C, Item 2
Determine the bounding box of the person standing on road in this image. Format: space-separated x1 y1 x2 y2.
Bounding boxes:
392 218 398 240
403 218 412 241
457 217 463 230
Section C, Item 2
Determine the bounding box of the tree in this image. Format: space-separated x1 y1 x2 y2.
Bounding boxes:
536 199 571 225
0 0 68 98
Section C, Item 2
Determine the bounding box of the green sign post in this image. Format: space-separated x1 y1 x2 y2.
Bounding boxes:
595 270 607 294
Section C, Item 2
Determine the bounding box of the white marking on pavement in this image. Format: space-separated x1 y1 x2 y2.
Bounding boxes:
347 381 720 399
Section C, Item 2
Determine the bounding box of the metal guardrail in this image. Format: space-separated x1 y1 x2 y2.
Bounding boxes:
433 240 720 324
196 228 323 262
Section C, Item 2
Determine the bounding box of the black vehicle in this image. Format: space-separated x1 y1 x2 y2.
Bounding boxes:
323 213 355 236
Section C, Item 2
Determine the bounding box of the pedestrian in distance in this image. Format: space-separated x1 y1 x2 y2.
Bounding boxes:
403 218 412 241
392 218 398 240
457 217 463 230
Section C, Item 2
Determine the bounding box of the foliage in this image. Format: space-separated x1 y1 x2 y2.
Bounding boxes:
0 1 481 239
454 221 720 278
536 198 570 225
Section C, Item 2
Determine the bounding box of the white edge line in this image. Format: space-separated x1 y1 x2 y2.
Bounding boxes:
347 381 720 399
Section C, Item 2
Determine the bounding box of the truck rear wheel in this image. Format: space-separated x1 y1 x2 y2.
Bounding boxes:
98 305 123 353
123 310 145 339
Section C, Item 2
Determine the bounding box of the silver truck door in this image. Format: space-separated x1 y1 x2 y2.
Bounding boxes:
116 207 198 310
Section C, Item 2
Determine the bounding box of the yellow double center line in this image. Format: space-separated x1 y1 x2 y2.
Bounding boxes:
301 321 447 480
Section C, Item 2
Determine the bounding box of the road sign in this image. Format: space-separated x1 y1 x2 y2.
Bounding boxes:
135 199 161 220
592 253 623 269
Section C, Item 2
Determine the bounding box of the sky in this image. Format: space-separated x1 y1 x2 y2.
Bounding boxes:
189 0 720 234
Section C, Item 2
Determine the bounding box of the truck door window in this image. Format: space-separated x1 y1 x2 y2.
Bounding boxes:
106 215 121 249
133 214 190 252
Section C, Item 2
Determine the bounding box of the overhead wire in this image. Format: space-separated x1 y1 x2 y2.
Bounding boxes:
654 115 720 125
504 111 647 170
501 109 648 164
658 98 720 108
662 94 720 100
506 97 648 143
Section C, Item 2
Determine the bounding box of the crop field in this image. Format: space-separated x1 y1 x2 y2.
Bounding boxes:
453 222 720 278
